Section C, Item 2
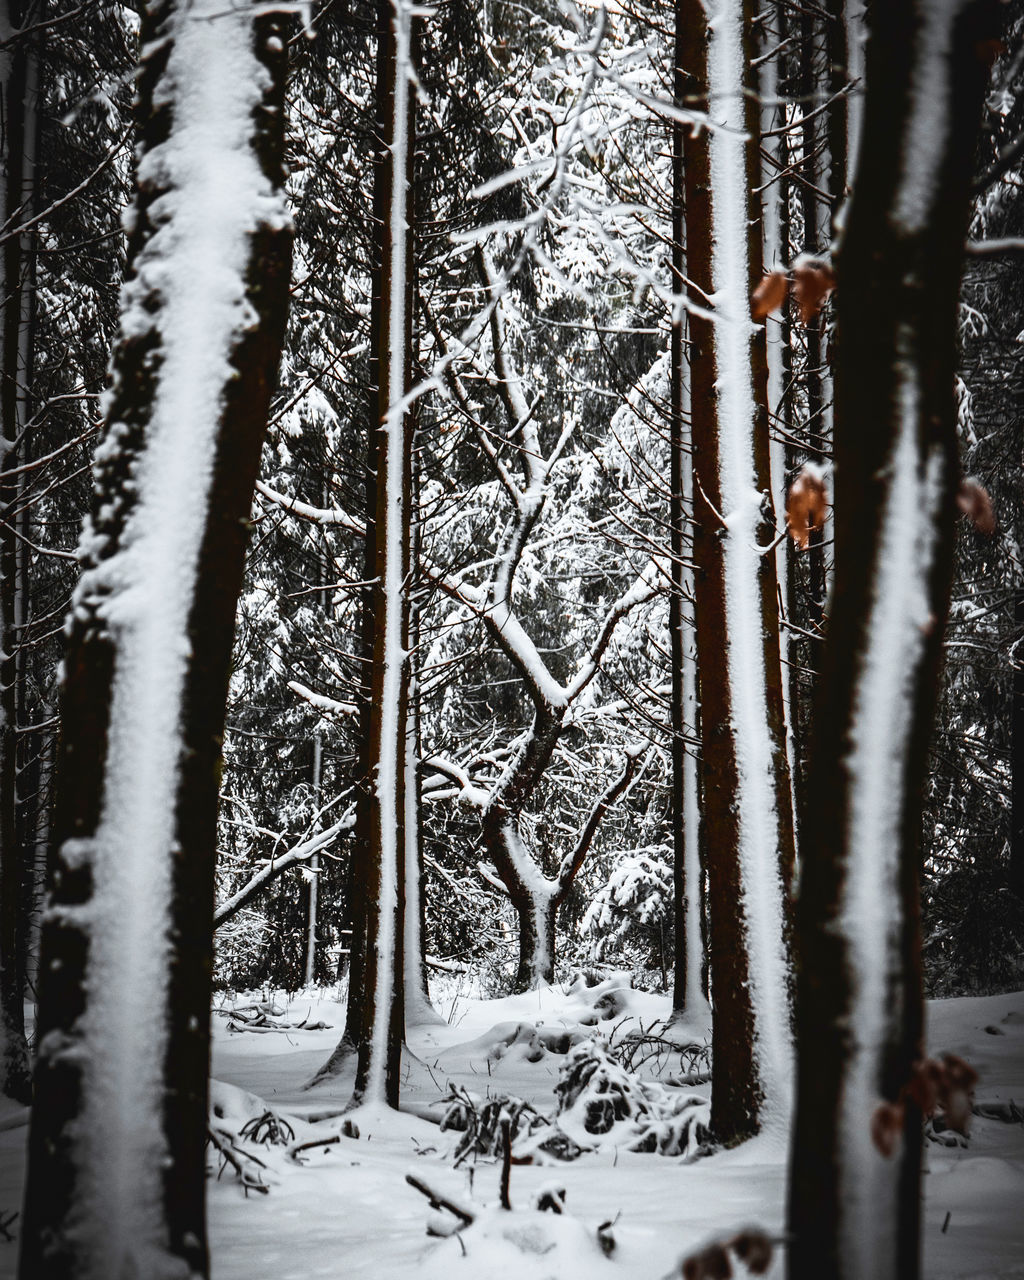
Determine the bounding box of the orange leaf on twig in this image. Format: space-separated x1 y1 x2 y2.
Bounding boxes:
956 478 996 536
750 271 788 320
786 465 827 549
792 259 835 325
729 1230 774 1276
682 1243 733 1280
871 1101 906 1158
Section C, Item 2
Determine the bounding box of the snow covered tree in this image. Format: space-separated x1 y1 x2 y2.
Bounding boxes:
19 0 292 1274
311 0 418 1106
683 0 795 1145
788 2 1004 1277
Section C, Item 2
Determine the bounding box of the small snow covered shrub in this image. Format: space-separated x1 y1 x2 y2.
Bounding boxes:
206 1081 298 1195
536 1038 712 1159
440 1085 550 1163
582 849 673 981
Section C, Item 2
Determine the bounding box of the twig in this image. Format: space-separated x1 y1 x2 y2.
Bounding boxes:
499 1117 513 1210
405 1174 476 1225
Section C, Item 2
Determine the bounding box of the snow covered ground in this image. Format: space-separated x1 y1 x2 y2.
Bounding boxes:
1 977 1022 1278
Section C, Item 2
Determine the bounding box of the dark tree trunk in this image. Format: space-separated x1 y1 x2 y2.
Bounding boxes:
688 0 795 1145
0 1 35 1106
18 6 292 1276
321 0 415 1105
681 0 758 1140
788 4 1002 1277
1012 589 1024 901
670 0 702 1017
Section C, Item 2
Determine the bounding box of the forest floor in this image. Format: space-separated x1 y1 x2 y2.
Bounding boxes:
1 977 1023 1278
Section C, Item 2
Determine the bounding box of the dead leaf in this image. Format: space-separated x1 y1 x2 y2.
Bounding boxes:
956 478 996 536
682 1243 732 1280
975 38 1005 67
939 1055 978 1135
729 1229 773 1275
750 271 788 321
786 465 828 549
871 1101 905 1158
906 1058 944 1115
793 260 835 325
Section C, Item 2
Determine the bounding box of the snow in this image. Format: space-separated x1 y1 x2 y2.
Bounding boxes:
708 0 792 1134
893 0 961 234
49 1 287 1273
3 982 1022 1278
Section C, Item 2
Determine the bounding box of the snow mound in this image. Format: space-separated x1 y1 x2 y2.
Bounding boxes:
420 1204 615 1280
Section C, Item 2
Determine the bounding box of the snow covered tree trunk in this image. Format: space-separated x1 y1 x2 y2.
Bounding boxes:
484 773 561 990
787 3 1002 1277
761 1 801 866
304 732 323 987
322 0 415 1107
0 1 35 1106
689 0 795 1144
19 3 292 1275
404 547 441 1026
670 0 706 1018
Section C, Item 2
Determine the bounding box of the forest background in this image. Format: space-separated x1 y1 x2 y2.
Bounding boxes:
0 0 1022 1276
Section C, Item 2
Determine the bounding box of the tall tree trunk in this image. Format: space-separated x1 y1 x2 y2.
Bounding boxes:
671 0 706 1018
1012 590 1024 901
18 4 292 1275
788 3 1002 1276
320 0 416 1106
0 0 35 1105
404 533 442 1026
304 731 323 987
690 0 794 1145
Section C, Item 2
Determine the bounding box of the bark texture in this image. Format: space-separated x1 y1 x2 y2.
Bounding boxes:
19 7 292 1276
788 4 1003 1277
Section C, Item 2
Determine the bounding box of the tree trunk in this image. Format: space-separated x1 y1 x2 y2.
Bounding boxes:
509 881 557 992
1012 589 1024 901
19 5 291 1276
0 1 35 1105
689 0 795 1145
670 0 706 1019
787 3 1002 1276
320 0 416 1106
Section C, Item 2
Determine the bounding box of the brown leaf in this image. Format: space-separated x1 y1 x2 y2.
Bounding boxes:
941 1054 979 1092
906 1058 944 1116
750 271 788 321
729 1229 773 1275
956 478 996 536
975 38 1005 68
871 1101 905 1158
682 1244 733 1280
786 465 828 549
793 260 835 325
939 1054 978 1135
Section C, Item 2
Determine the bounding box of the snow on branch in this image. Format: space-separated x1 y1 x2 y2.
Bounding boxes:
214 808 355 928
255 479 364 535
287 680 358 719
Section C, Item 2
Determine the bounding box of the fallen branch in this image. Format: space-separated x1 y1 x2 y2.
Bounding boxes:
207 1127 269 1195
405 1174 476 1225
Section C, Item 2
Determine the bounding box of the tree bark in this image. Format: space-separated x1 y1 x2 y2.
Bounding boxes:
670 0 706 1019
788 3 1002 1276
0 0 36 1106
19 5 292 1275
319 0 416 1105
689 0 795 1145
